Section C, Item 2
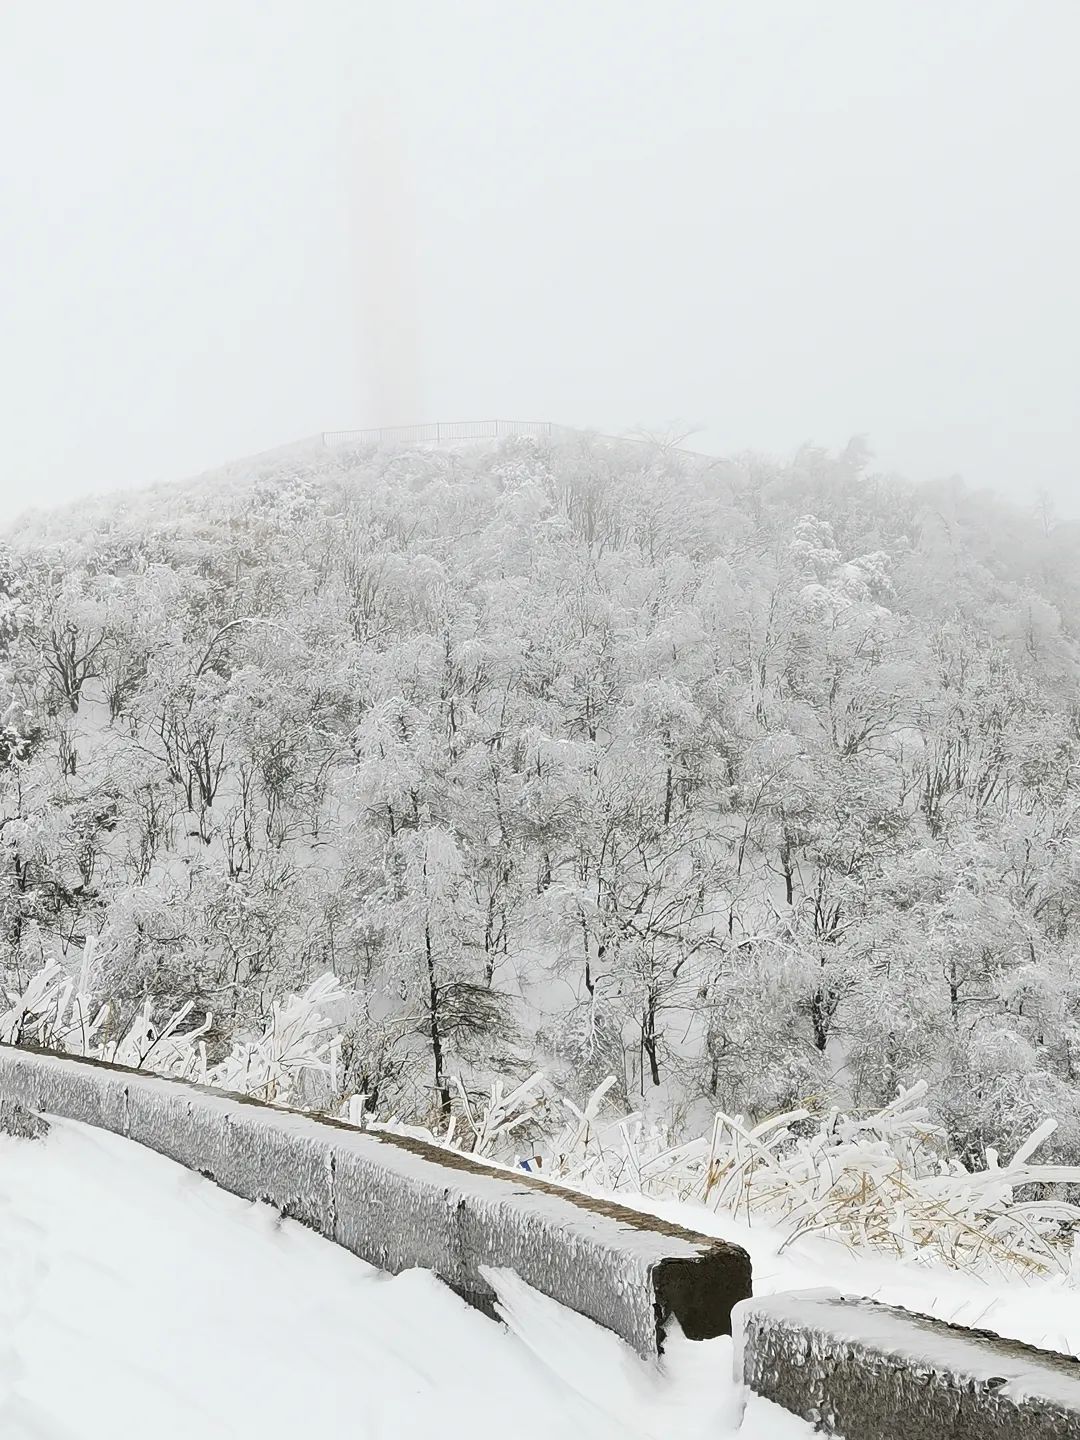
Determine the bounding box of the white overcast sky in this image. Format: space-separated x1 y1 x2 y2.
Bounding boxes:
1 0 1078 522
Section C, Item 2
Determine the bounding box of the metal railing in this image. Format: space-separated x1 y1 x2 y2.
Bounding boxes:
180 423 723 499
320 421 724 471
322 420 565 448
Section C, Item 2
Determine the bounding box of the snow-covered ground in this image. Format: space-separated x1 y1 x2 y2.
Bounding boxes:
0 1118 807 1440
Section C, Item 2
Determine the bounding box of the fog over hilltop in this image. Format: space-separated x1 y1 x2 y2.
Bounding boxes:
2 0 1078 521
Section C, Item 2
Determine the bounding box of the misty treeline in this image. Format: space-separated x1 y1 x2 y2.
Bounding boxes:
2 434 1079 1163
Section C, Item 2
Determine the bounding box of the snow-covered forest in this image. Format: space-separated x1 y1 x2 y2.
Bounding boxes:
3 433 1079 1168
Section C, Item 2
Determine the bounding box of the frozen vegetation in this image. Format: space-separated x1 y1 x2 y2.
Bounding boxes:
3 431 1080 1313
4 955 1080 1300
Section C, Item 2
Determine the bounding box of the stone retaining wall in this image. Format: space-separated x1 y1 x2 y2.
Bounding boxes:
0 1044 750 1358
8 1043 1076 1429
735 1289 1080 1439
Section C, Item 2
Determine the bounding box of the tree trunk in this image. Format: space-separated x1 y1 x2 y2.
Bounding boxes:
425 923 451 1118
642 991 661 1086
810 956 832 1052
810 990 830 1052
949 961 960 1028
780 834 794 906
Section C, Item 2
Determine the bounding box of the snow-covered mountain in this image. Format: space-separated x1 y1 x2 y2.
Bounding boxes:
2 431 1079 1163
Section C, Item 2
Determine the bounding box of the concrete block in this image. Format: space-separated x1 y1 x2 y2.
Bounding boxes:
735 1289 1080 1440
0 1044 130 1132
371 1128 752 1356
0 1044 751 1358
124 1081 334 1231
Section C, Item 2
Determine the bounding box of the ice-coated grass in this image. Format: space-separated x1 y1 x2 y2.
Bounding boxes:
5 956 1080 1288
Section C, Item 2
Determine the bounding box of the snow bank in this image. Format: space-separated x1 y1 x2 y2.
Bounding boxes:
735 1288 1080 1439
0 1043 750 1357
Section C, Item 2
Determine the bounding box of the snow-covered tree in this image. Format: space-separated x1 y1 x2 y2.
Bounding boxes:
3 432 1079 1160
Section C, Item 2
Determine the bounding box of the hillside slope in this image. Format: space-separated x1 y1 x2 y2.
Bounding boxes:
2 433 1079 1159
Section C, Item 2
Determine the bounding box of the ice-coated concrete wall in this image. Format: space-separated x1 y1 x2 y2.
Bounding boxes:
0 1044 750 1357
735 1289 1080 1440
